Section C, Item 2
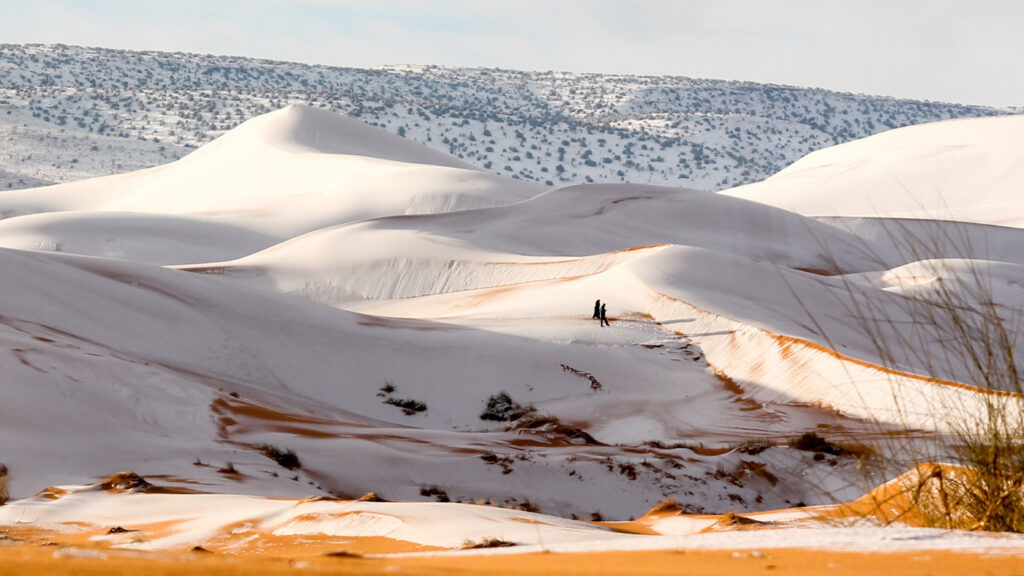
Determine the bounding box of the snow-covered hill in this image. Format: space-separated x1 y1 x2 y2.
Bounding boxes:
722 114 1024 225
0 105 540 263
0 43 1009 192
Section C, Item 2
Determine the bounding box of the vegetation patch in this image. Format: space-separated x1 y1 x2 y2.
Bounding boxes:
461 537 517 549
480 452 515 474
258 444 301 470
384 397 428 415
217 462 239 475
419 486 450 502
788 431 871 460
560 363 602 391
509 414 600 445
736 439 773 455
480 392 534 422
789 431 843 455
377 382 428 415
97 471 153 492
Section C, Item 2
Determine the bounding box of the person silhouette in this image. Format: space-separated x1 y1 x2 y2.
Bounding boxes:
593 299 601 319
600 303 609 327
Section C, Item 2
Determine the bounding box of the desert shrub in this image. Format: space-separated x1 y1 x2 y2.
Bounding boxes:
479 452 515 474
617 463 638 480
258 444 301 470
377 381 395 397
376 382 426 414
808 219 1024 532
480 392 534 422
896 461 1024 531
509 414 600 445
789 431 842 455
419 486 450 502
736 439 773 455
384 397 427 415
98 471 153 491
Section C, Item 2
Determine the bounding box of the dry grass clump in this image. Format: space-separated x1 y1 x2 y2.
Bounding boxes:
96 472 155 493
902 444 1024 532
807 219 1024 533
644 498 683 517
257 444 301 470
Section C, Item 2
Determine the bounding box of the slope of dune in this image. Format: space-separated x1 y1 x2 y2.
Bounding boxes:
189 183 882 307
0 211 278 265
0 241 869 517
0 104 540 263
721 114 1024 225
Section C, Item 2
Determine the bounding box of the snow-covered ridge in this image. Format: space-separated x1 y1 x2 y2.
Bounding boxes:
0 43 1008 192
723 113 1024 225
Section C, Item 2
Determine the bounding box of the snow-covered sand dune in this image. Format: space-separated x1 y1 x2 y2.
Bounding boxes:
722 114 1024 225
0 242 853 516
0 105 540 263
0 477 634 553
3 106 1024 550
4 476 1024 557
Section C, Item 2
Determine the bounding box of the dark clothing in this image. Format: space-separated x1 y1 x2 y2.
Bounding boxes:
593 300 601 319
600 304 609 327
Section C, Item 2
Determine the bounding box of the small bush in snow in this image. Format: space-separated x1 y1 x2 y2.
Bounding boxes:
509 414 600 445
258 444 301 470
384 397 427 415
479 392 534 422
419 486 450 502
790 431 841 454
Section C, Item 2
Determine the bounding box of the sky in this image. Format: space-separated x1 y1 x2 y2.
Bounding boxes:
1 0 1019 108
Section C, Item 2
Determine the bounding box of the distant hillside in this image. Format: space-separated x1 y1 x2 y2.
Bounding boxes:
0 43 1009 191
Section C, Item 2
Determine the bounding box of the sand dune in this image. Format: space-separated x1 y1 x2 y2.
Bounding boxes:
3 107 1024 563
722 114 1024 225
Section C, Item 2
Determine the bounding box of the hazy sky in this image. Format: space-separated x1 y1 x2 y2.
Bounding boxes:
2 0 1019 107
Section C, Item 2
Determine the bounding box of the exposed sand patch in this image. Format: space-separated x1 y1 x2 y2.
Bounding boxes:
2 543 1023 576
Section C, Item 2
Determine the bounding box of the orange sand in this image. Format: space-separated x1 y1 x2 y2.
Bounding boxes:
2 544 1022 576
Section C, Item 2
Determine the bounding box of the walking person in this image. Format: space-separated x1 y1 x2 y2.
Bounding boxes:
600 303 610 327
593 299 601 319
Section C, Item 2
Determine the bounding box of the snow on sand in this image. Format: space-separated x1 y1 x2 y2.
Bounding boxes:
3 106 1024 558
